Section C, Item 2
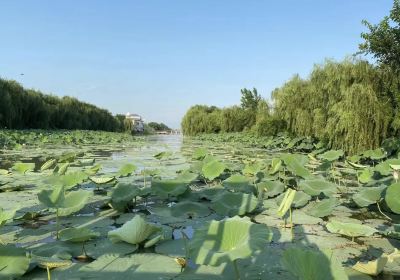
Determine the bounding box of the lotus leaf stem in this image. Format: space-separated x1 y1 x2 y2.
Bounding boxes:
47 266 51 280
56 208 60 240
377 200 392 221
233 259 241 280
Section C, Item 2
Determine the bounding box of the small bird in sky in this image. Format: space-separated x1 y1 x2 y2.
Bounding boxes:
20 73 24 76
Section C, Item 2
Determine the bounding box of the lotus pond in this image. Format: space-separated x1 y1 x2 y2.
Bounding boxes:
1 131 400 279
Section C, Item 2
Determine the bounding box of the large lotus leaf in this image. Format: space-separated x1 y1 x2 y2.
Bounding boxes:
198 187 226 201
202 160 226 181
58 190 91 216
59 227 100 243
373 159 400 176
363 148 386 160
108 215 161 245
385 182 400 214
176 171 199 183
222 174 255 193
318 150 344 162
352 255 388 276
12 162 35 174
0 245 30 279
269 158 282 174
192 148 208 160
151 178 188 199
257 180 285 198
40 158 57 171
116 163 137 177
211 192 259 216
37 185 65 208
171 201 211 219
281 154 311 179
189 216 272 266
305 198 338 218
353 186 386 207
45 171 89 189
155 239 186 257
243 161 264 176
0 208 16 227
89 176 116 184
77 253 181 279
276 190 311 208
326 220 377 237
298 179 338 197
282 247 348 280
110 183 141 211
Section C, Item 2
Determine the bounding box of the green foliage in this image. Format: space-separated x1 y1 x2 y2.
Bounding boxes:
147 122 171 131
240 88 262 110
0 78 122 131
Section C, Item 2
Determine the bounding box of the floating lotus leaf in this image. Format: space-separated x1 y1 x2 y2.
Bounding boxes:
46 171 88 189
363 148 386 160
171 201 211 219
56 162 69 175
40 158 57 171
154 151 173 160
385 182 400 214
326 220 377 237
282 247 348 280
269 158 282 174
305 198 338 218
58 152 76 163
192 148 208 160
257 180 285 198
222 174 255 193
110 183 142 211
89 176 115 184
59 227 100 242
318 150 344 162
198 187 226 200
0 245 30 279
211 192 258 216
116 163 137 177
281 154 311 179
176 171 199 183
358 168 374 184
85 163 102 176
108 215 161 245
202 160 226 181
151 178 188 199
12 162 35 174
353 186 386 207
189 216 272 266
243 161 264 176
298 179 338 197
78 158 95 166
38 186 91 216
352 255 388 276
0 169 9 175
0 207 16 227
277 189 296 217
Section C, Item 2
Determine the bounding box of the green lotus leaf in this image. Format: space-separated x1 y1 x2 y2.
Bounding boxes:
78 158 95 166
151 178 189 199
326 220 377 237
202 160 226 181
358 168 374 184
277 189 296 217
353 186 386 207
318 150 344 162
257 180 285 198
0 208 16 227
276 190 311 208
211 192 258 216
154 151 173 160
38 187 91 216
155 239 186 257
192 148 208 160
0 169 10 175
85 163 102 176
110 183 142 211
0 245 30 279
281 154 312 179
117 163 137 177
282 247 349 280
56 162 69 175
46 171 88 189
40 158 57 172
58 151 77 163
189 216 273 266
298 179 338 197
305 198 338 218
176 171 199 183
59 227 100 242
222 174 255 193
243 161 264 176
171 201 211 219
269 158 282 174
108 215 161 245
198 187 226 200
385 182 400 214
363 148 386 160
12 162 35 174
89 176 116 184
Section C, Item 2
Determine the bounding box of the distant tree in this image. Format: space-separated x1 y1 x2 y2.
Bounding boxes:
148 122 171 131
359 0 400 72
240 88 262 110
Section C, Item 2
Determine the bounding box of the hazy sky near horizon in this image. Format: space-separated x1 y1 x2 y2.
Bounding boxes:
0 0 393 128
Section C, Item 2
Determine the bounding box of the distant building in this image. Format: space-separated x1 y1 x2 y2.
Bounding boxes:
126 112 144 132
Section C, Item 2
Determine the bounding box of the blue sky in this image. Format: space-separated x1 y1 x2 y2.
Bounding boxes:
0 0 393 128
